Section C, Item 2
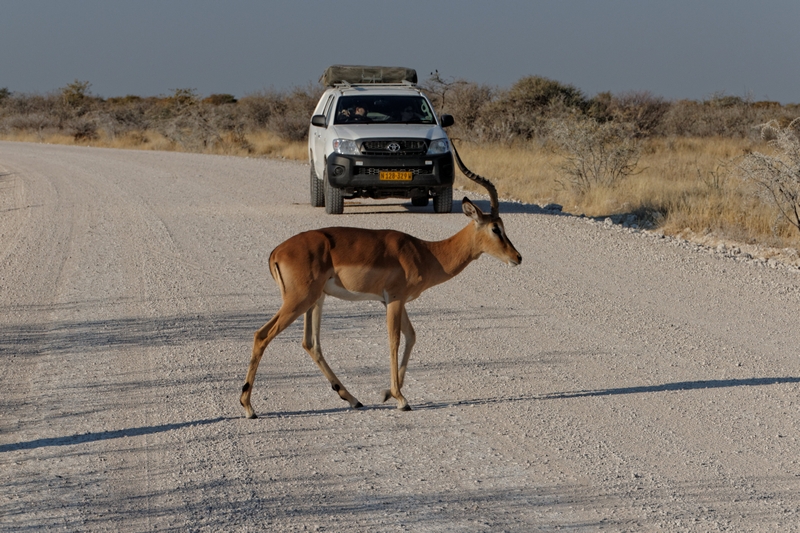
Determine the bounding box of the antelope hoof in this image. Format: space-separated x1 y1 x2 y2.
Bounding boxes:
241 400 257 419
354 402 364 409
247 412 258 419
242 402 257 419
383 389 410 410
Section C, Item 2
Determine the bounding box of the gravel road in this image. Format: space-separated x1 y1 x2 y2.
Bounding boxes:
2 141 800 532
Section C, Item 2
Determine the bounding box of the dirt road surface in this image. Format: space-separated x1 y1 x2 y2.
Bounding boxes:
2 142 800 532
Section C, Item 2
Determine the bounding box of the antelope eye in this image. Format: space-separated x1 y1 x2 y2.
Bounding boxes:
492 224 502 237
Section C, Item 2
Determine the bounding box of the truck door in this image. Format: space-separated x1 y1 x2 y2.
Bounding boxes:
312 94 335 179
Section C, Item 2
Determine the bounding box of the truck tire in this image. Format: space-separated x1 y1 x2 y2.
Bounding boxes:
433 186 453 213
324 169 344 214
310 165 324 207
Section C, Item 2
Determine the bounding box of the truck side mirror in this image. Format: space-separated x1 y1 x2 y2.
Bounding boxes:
440 114 454 128
311 115 327 128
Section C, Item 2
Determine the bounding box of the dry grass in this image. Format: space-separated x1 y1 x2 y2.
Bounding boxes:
242 131 308 159
0 129 307 159
453 137 800 251
450 141 560 204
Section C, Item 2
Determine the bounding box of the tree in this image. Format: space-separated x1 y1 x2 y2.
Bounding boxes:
61 80 92 107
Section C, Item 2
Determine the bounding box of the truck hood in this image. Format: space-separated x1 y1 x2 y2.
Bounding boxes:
330 123 448 140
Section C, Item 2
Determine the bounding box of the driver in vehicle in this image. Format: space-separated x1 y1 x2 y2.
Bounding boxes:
339 105 367 118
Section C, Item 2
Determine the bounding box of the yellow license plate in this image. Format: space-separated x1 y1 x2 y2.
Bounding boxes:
380 171 412 181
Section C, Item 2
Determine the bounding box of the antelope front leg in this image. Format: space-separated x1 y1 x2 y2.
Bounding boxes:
382 300 410 410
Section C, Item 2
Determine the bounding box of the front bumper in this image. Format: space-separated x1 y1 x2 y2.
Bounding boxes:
326 152 454 199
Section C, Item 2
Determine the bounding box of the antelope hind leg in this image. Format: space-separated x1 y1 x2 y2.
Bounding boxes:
382 300 411 410
302 295 362 409
240 305 305 419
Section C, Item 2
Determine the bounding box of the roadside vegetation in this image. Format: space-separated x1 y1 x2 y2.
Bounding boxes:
2 77 799 252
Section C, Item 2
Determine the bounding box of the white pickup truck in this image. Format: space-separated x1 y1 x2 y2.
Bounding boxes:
308 65 455 214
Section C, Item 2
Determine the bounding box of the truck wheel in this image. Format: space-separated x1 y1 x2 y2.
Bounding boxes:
310 165 325 207
324 169 344 214
433 186 453 213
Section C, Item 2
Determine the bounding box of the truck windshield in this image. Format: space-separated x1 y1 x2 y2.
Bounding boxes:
334 95 436 125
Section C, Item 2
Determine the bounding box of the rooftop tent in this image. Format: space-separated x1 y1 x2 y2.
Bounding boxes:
320 65 417 86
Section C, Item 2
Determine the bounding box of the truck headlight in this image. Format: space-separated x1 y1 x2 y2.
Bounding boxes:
332 139 360 155
427 138 449 155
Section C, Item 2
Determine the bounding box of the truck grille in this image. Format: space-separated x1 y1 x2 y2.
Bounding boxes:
360 140 428 156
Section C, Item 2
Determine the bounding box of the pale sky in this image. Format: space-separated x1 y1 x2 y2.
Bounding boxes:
2 0 799 103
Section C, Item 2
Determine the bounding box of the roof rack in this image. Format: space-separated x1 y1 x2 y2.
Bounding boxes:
321 65 417 87
334 80 417 89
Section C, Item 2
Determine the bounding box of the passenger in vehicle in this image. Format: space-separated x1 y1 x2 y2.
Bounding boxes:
401 106 417 122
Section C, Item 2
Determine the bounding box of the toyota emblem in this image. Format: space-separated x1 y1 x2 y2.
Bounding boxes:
387 142 401 152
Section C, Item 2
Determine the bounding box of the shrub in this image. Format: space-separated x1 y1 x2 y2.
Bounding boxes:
269 85 322 142
505 75 586 113
423 77 491 123
1 112 60 135
106 95 143 105
238 90 280 128
586 91 614 123
605 91 671 135
657 94 757 138
99 102 149 138
69 117 99 141
476 76 587 142
203 93 237 105
737 119 800 233
419 71 461 112
420 74 494 142
549 116 642 193
238 84 321 142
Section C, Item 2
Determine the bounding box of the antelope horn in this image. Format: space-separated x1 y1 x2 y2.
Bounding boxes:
451 142 500 219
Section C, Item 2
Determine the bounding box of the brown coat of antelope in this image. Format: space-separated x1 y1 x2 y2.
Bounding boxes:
240 145 522 418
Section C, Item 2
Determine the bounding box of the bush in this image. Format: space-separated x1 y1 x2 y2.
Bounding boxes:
159 91 248 151
69 117 99 141
99 103 149 137
549 116 642 193
657 95 758 138
238 84 322 141
1 112 60 135
203 93 237 105
605 91 670 135
737 119 800 233
420 74 494 142
477 76 587 142
238 90 280 128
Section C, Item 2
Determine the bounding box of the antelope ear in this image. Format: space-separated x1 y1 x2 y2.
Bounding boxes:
461 197 483 221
